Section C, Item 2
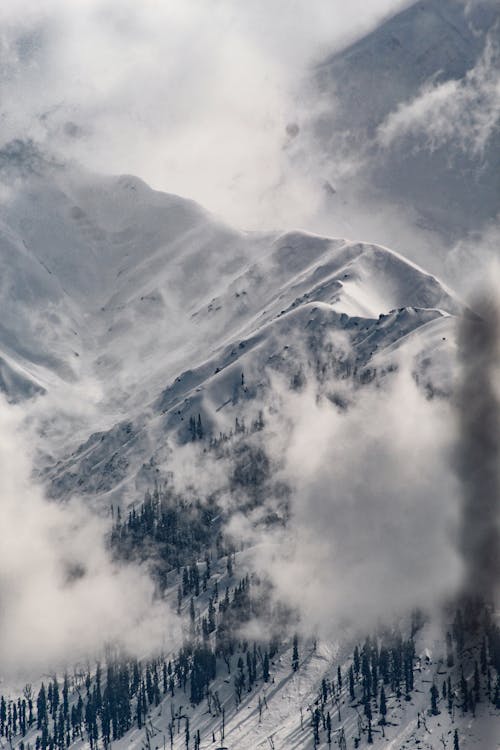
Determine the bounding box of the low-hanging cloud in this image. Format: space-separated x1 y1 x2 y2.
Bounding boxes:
0 397 181 681
227 362 464 636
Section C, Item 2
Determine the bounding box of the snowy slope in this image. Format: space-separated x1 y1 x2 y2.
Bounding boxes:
0 147 460 453
0 143 267 415
108 616 498 750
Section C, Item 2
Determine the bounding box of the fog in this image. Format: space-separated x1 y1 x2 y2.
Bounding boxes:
0 0 498 684
0 398 181 681
223 359 463 637
0 0 411 231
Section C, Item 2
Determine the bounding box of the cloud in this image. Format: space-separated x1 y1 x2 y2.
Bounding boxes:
234 363 463 636
376 34 500 156
445 222 500 293
0 0 411 230
0 0 496 673
0 397 181 681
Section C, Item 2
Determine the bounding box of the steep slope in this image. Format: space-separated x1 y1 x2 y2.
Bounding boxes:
44 225 460 503
0 146 459 429
106 581 499 750
0 143 269 414
0 152 496 750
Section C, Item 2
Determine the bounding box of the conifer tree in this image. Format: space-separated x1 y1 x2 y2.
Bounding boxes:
353 646 360 677
37 685 47 730
447 676 453 713
473 661 481 703
349 666 355 701
263 652 270 683
292 635 299 672
379 685 387 724
430 682 439 715
480 637 488 674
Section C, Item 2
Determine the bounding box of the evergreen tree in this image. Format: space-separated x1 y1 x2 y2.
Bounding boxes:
430 682 439 715
379 685 387 724
349 666 355 701
447 676 453 713
37 685 47 730
312 707 320 748
460 671 468 713
263 652 270 683
473 661 481 703
353 646 360 677
62 675 69 721
480 637 488 674
367 717 373 744
51 678 59 720
292 635 299 672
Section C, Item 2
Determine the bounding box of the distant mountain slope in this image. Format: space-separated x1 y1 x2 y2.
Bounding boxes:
317 0 494 135
309 0 500 242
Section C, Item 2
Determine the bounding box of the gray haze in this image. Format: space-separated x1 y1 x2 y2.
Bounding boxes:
456 290 500 605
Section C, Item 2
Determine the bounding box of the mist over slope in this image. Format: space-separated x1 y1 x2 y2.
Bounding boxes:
291 0 500 277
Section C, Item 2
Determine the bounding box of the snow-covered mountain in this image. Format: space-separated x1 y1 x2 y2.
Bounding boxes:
0 142 496 750
0 144 461 503
0 6 498 746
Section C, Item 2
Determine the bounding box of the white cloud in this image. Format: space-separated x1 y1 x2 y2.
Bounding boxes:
0 397 181 680
239 365 463 636
0 0 411 230
377 35 500 156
